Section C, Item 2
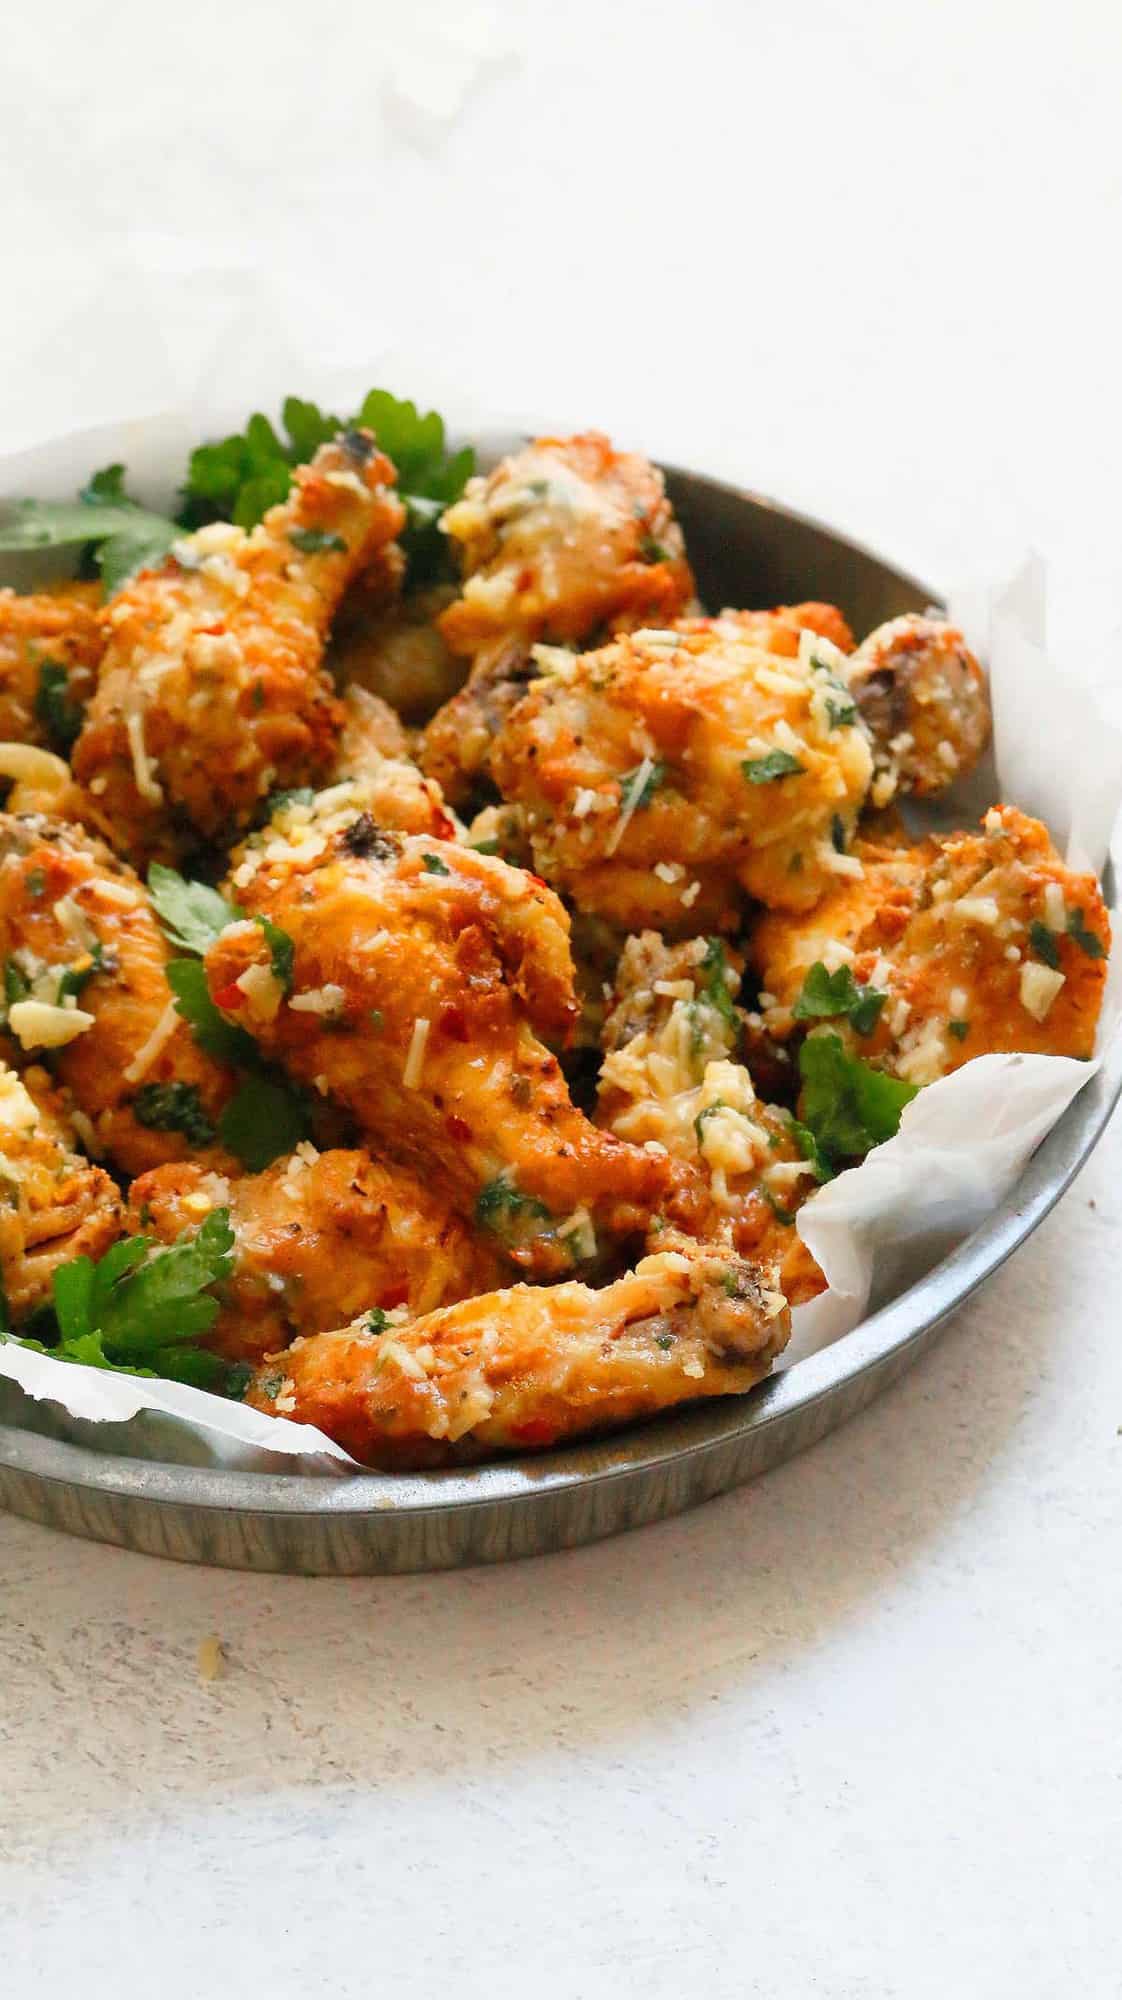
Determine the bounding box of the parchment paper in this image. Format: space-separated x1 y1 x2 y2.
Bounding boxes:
0 409 1118 1468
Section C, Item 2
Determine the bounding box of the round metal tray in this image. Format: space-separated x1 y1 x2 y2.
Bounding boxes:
0 467 1117 1572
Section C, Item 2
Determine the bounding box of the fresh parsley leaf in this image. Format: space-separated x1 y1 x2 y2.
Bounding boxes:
166 957 256 1066
289 529 347 554
639 535 670 564
792 961 887 1037
1 1211 236 1390
759 1185 796 1226
422 853 451 876
218 1073 310 1172
797 1034 918 1172
34 660 85 752
1067 908 1106 959
825 694 857 728
363 1308 389 1335
254 915 294 993
619 759 666 811
700 937 739 1030
948 1018 970 1041
148 864 242 956
132 1081 216 1146
742 749 804 784
474 1174 551 1244
1029 920 1060 970
0 473 180 599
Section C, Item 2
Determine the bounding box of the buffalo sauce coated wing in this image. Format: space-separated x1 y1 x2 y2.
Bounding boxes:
0 1061 122 1321
0 814 239 1175
243 1241 790 1467
489 620 874 933
0 583 103 752
206 796 679 1275
420 432 695 803
72 431 406 866
752 806 1110 1083
127 1148 506 1364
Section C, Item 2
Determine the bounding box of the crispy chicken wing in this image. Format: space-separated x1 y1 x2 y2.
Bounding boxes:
421 433 695 803
845 614 990 802
128 1146 506 1364
331 687 458 839
331 580 465 724
207 793 679 1275
0 813 239 1175
243 1240 790 1467
598 934 825 1304
0 583 103 753
72 431 406 867
489 620 874 932
682 603 856 657
752 806 1110 1083
0 1061 122 1321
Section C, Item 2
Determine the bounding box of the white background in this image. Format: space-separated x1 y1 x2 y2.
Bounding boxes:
2 2 1121 1993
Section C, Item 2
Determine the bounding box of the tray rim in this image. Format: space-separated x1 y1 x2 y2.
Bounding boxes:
0 458 1117 1548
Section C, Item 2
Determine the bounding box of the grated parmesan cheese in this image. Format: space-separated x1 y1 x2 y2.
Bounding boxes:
402 1017 431 1089
605 756 655 857
1020 961 1065 1022
126 710 163 803
9 999 95 1050
123 1000 181 1084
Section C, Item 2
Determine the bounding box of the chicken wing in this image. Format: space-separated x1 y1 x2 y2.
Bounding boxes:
752 806 1110 1082
421 432 695 803
207 797 679 1275
72 431 406 867
0 1061 122 1322
489 619 874 933
331 686 459 839
127 1146 506 1364
331 580 465 724
845 614 990 802
597 933 825 1304
0 813 239 1175
0 583 103 754
242 1240 790 1467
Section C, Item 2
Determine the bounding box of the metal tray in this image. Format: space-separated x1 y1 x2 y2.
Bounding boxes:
0 467 1117 1572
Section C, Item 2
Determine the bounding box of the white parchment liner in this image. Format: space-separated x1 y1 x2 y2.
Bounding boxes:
0 411 1118 1470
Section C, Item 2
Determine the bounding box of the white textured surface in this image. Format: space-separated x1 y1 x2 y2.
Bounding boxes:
3 2 1122 1992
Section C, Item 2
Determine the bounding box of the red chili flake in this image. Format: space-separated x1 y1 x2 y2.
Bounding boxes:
212 981 244 1012
439 1004 470 1041
446 1114 472 1144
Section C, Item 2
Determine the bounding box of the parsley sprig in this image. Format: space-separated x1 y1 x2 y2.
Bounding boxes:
794 1033 918 1180
1 1210 236 1390
792 961 887 1037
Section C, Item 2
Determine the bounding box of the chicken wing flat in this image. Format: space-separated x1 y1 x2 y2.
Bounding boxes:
845 614 990 803
0 813 239 1174
128 1146 506 1364
597 933 825 1304
243 1240 790 1467
0 1061 122 1321
489 619 874 933
0 583 103 753
420 433 695 804
207 796 679 1274
331 687 459 838
72 431 406 866
752 806 1110 1083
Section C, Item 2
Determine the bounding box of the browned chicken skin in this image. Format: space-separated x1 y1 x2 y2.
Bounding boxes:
72 431 406 866
0 583 104 753
421 432 695 804
845 614 990 803
0 1061 122 1321
244 1240 790 1467
0 813 240 1175
128 1148 506 1364
206 793 680 1276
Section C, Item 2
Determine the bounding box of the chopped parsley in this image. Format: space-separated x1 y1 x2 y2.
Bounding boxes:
948 1018 970 1041
639 535 670 564
0 1209 236 1390
24 869 46 900
796 1033 918 1177
1067 908 1106 959
35 660 85 752
474 1173 551 1244
742 749 804 784
288 529 347 554
262 786 315 822
759 1185 797 1226
422 853 451 876
699 937 739 1031
363 1308 389 1335
254 915 295 993
148 864 242 956
831 815 847 853
825 694 857 728
618 758 666 812
132 1081 216 1146
217 1073 310 1174
1028 920 1060 970
792 961 887 1037
56 939 107 1004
